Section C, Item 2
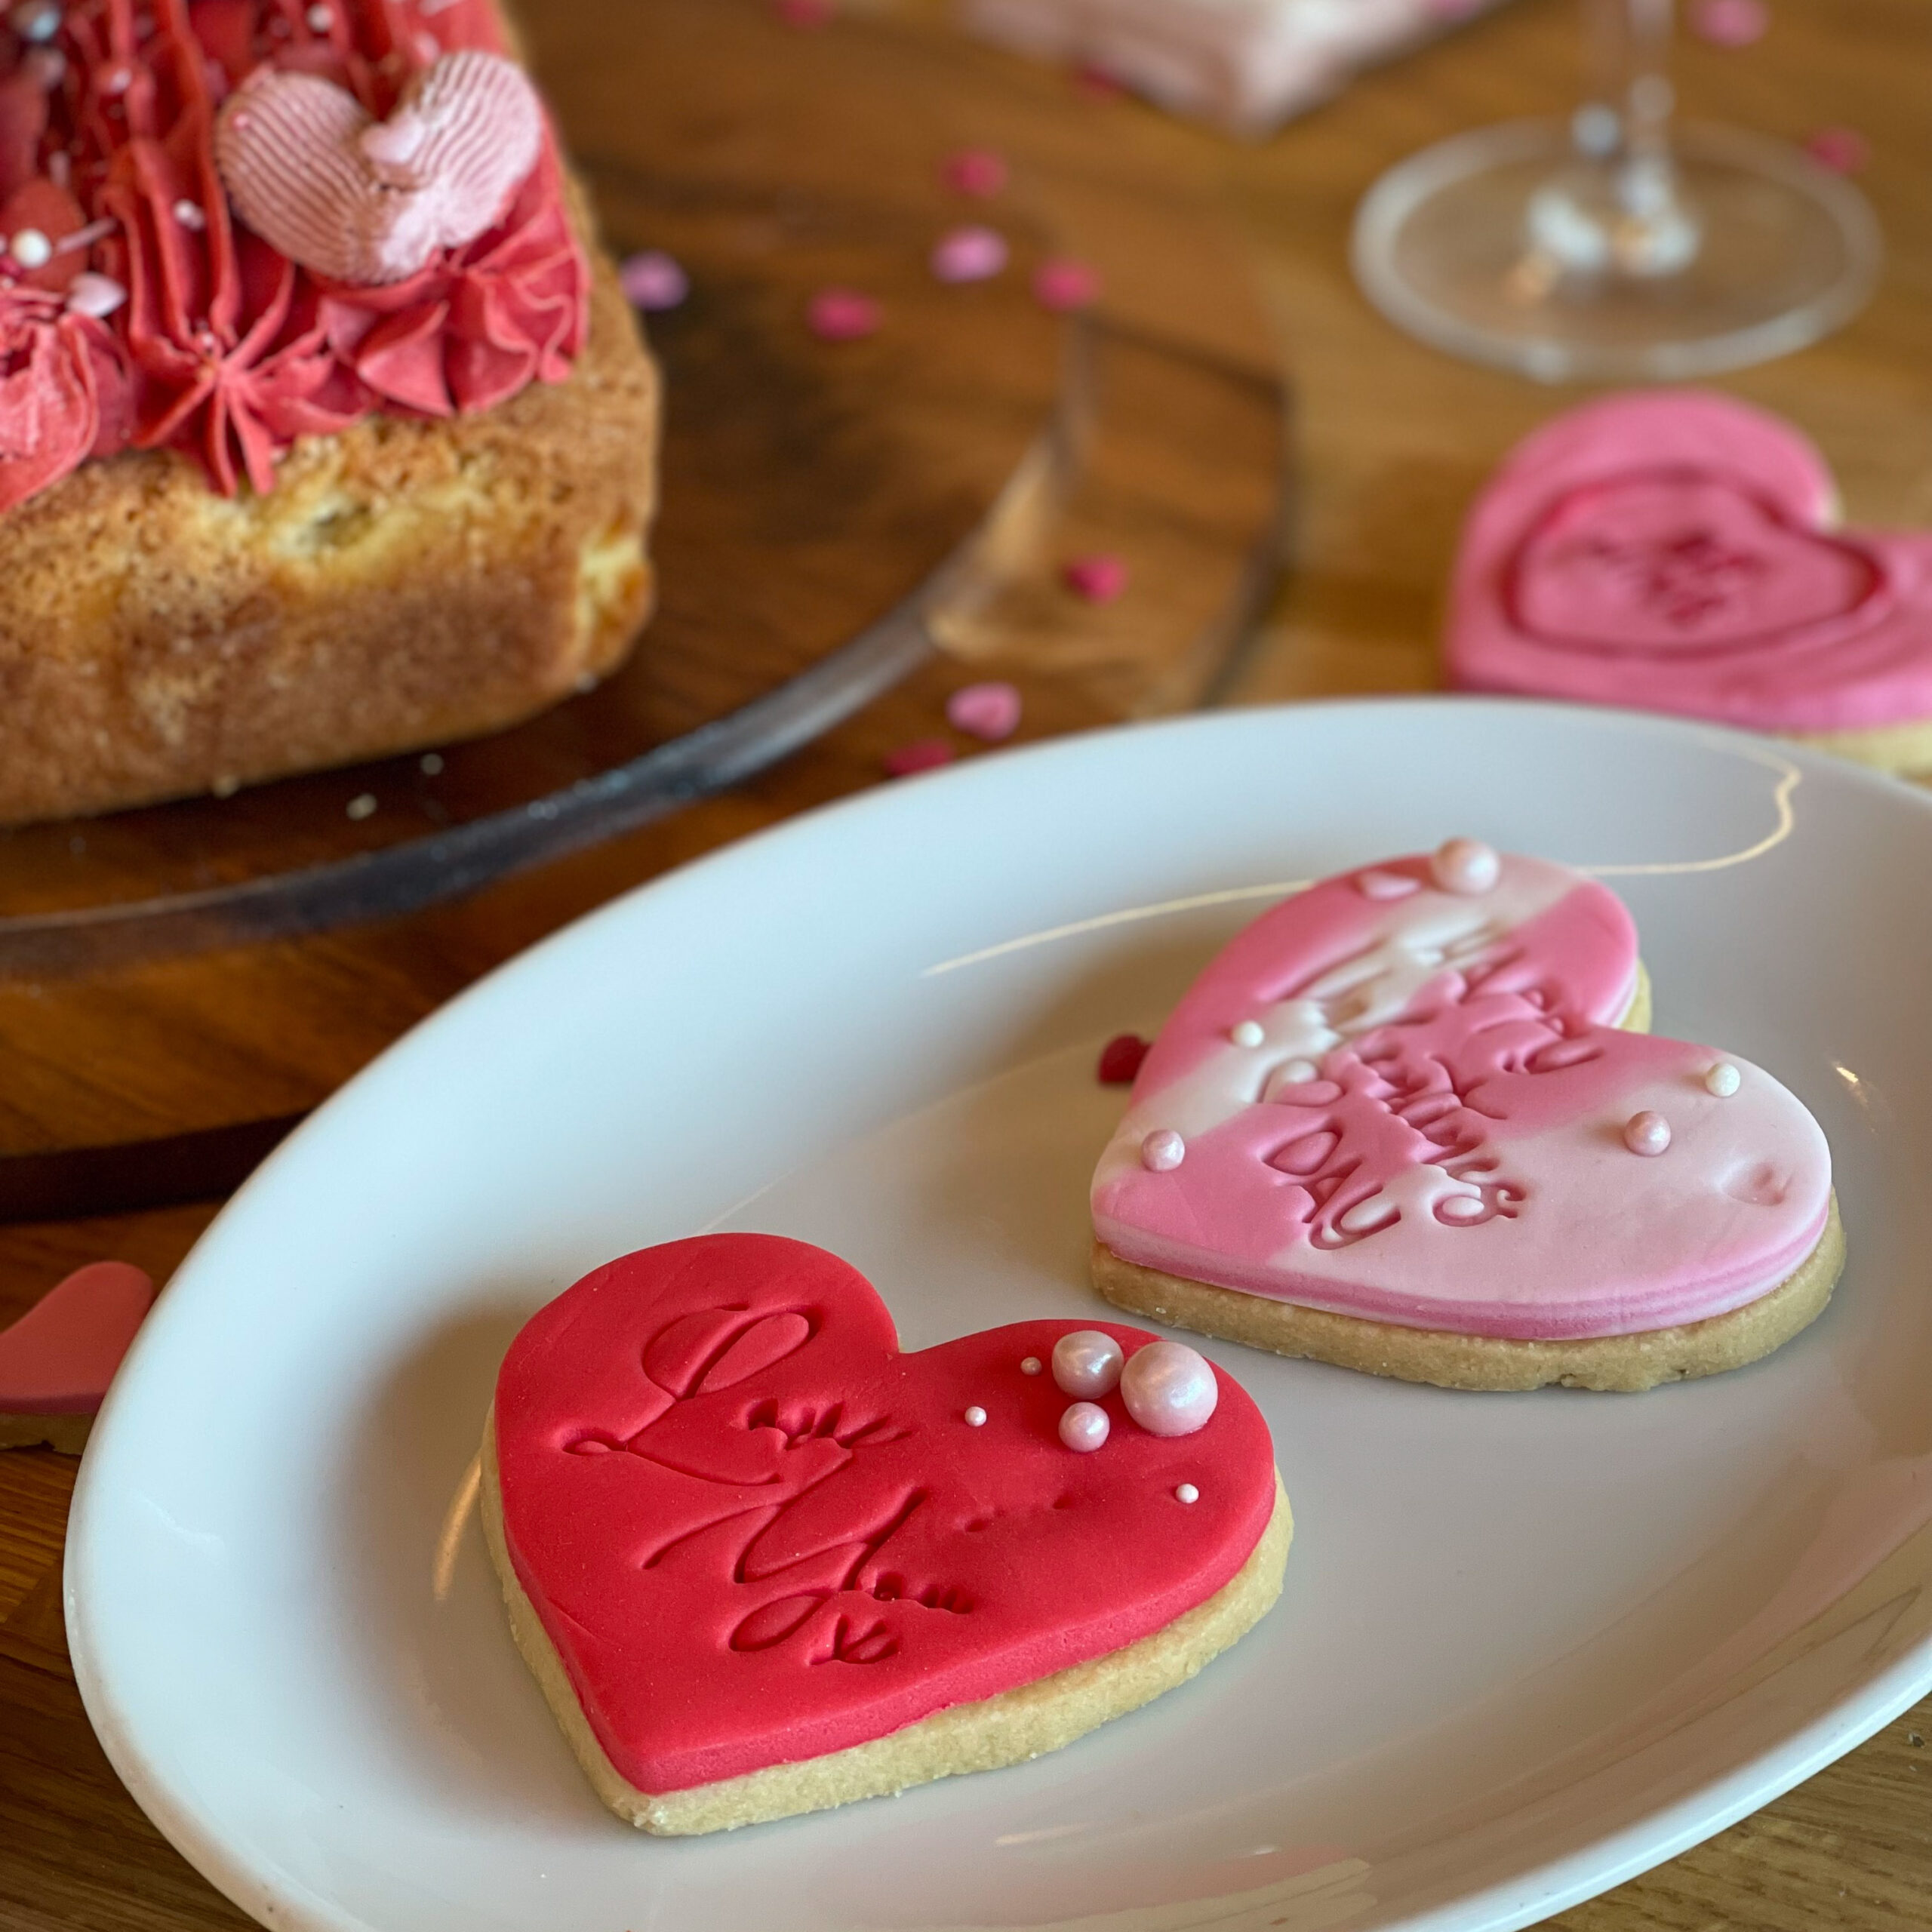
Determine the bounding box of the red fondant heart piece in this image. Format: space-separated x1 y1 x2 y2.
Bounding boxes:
491 1234 1276 1795
1447 390 1932 737
213 51 544 286
0 1260 155 1418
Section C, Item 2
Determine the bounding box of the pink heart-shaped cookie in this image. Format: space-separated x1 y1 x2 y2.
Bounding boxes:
213 51 544 286
489 1235 1276 1804
1091 848 1832 1346
1446 391 1932 745
0 1260 155 1451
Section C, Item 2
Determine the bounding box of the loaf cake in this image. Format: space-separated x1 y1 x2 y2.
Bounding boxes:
0 0 658 825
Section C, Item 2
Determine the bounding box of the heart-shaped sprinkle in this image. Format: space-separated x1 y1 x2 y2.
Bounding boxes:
945 679 1022 740
1806 126 1869 174
0 1260 155 1447
619 248 688 312
1063 552 1128 602
1097 1032 1150 1084
883 736 952 777
943 147 1008 197
1446 390 1932 750
930 224 1008 284
1032 256 1099 311
805 286 881 340
490 1234 1278 1796
213 50 544 285
1093 848 1832 1342
1690 0 1767 45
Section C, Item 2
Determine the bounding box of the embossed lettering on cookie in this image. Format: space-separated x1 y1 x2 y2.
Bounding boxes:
484 1233 1289 1834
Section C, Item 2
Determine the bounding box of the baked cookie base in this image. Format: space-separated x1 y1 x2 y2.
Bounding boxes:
479 1419 1291 1834
1093 1192 1844 1393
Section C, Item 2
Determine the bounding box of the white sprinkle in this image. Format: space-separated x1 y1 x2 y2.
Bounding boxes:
1704 1061 1741 1097
1020 1356 1041 1376
13 2 60 44
1175 1483 1199 1504
419 752 444 775
963 1406 987 1427
173 198 205 231
101 63 130 94
1280 1059 1318 1084
1230 1020 1265 1048
8 228 48 269
306 1 333 26
346 792 377 820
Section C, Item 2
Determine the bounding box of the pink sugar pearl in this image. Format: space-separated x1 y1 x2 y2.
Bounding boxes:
807 288 881 341
931 225 1009 285
1059 1401 1110 1452
1690 0 1767 46
1120 1340 1218 1438
946 681 1021 741
883 737 953 778
619 250 688 312
1032 257 1100 312
1063 552 1128 602
1623 1110 1672 1157
943 148 1008 197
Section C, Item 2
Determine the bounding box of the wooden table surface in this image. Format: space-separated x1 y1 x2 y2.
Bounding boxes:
5 0 1932 1925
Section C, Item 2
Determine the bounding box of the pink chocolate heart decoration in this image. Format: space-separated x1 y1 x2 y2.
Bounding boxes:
213 51 544 287
1446 390 1932 737
0 1260 155 1440
1091 849 1832 1342
491 1234 1275 1796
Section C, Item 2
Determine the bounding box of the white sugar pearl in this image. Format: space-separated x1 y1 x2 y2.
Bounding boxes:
1431 837 1500 896
963 1405 986 1427
1020 1355 1041 1376
1140 1128 1185 1171
1059 1401 1109 1453
12 2 60 44
65 272 126 318
1121 1340 1218 1437
1174 1483 1199 1504
1052 1330 1124 1399
1623 1110 1672 1157
1704 1062 1741 1098
173 198 205 230
8 228 49 269
306 2 333 25
1230 1020 1265 1048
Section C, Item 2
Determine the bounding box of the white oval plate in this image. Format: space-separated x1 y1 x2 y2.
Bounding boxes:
68 700 1932 1932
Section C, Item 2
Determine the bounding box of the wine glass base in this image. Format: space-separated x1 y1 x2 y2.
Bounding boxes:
1352 120 1881 381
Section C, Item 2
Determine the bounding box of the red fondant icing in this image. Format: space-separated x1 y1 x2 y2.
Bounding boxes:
0 0 587 515
492 1234 1277 1795
0 1260 155 1414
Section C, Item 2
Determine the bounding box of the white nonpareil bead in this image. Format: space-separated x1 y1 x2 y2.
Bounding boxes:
1430 837 1500 896
1140 1128 1185 1171
1230 1020 1265 1048
1120 1340 1218 1437
1704 1062 1741 1097
1058 1401 1109 1453
1052 1330 1123 1399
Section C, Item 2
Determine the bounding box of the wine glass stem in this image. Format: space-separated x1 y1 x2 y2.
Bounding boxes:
1586 0 1673 168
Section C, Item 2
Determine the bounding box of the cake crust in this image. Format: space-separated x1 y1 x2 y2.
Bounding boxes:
0 248 658 826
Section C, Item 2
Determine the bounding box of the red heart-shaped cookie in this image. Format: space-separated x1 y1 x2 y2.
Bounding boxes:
1446 390 1932 742
489 1235 1277 1798
213 51 544 286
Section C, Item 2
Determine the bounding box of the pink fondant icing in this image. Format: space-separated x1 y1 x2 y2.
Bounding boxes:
0 0 587 514
494 1235 1277 1795
1091 851 1832 1342
1446 390 1932 735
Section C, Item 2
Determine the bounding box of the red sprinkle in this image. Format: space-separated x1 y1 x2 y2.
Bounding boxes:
1063 552 1129 602
884 737 954 778
1689 0 1767 45
1032 257 1100 312
1804 126 1869 174
1097 1033 1149 1084
807 287 881 340
943 148 1008 197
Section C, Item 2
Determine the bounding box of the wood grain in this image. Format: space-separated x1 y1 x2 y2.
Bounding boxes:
3 0 1930 1927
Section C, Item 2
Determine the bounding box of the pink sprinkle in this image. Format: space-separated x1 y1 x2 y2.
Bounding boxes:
620 249 689 311
1690 0 1767 46
775 0 832 24
946 680 1022 741
807 287 881 341
943 148 1008 198
1805 126 1869 174
1063 553 1128 603
884 737 953 778
930 225 1008 285
1032 257 1100 312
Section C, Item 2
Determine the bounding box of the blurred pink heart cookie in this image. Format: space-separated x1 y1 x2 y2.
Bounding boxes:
1445 391 1932 771
1091 841 1843 1392
0 1260 155 1453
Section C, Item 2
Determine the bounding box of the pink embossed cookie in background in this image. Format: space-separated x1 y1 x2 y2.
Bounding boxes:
0 1260 155 1452
1091 841 1838 1386
1444 392 1932 768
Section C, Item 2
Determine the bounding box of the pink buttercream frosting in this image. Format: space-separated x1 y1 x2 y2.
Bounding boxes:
1091 851 1832 1342
1446 390 1932 735
0 0 586 513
